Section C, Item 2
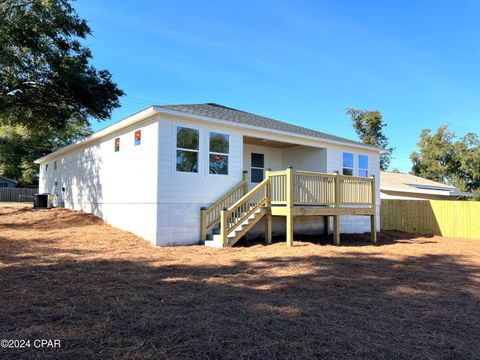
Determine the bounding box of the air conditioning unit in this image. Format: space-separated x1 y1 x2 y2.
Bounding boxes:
33 193 53 209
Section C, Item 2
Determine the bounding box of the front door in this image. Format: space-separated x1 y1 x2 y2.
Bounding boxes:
250 153 265 187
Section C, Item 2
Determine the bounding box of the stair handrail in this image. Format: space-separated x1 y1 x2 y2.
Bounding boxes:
200 171 248 241
220 178 270 247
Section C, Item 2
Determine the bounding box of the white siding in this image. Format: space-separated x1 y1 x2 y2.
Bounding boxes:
39 118 159 243
281 146 327 172
156 117 244 245
243 144 283 188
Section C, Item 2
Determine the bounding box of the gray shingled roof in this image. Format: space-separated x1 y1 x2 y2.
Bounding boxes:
158 103 380 150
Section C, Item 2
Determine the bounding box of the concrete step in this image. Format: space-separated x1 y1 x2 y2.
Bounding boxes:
204 239 224 248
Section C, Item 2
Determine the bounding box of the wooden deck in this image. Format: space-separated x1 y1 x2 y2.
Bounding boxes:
201 168 377 247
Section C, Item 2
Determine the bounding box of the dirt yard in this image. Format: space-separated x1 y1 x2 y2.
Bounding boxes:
0 203 479 359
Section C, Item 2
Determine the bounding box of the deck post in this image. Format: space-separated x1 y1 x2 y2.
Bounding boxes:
265 207 272 244
220 208 228 247
333 215 340 245
265 169 272 244
286 214 294 247
334 171 341 207
242 170 249 195
333 171 341 245
200 207 207 241
286 166 294 247
370 174 377 244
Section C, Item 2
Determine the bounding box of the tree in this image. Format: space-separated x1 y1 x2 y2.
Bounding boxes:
410 126 456 183
0 0 124 133
451 132 480 192
410 125 480 193
346 108 394 170
0 121 92 185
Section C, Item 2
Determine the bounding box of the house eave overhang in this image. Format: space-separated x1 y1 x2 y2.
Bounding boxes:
155 107 386 153
35 106 385 163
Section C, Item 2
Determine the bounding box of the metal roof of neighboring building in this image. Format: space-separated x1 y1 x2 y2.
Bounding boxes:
380 171 473 197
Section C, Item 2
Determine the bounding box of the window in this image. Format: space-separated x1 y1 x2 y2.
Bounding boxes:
342 152 354 176
54 161 57 171
114 137 120 152
45 164 49 172
358 155 368 177
251 153 264 183
176 126 199 173
209 132 229 175
134 130 141 146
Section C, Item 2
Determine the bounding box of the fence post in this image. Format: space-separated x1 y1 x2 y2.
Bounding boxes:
220 208 228 247
370 174 377 244
200 207 207 242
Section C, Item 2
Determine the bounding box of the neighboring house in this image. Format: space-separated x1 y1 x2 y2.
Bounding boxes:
35 103 385 247
0 176 17 188
380 171 474 200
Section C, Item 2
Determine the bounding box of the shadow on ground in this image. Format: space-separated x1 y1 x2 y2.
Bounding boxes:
1 233 479 359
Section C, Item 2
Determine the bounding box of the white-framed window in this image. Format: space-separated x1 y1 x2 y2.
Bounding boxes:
342 152 354 176
176 126 199 173
358 155 368 177
251 153 264 183
209 132 229 175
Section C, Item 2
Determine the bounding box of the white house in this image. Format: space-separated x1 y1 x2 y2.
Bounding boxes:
36 103 385 247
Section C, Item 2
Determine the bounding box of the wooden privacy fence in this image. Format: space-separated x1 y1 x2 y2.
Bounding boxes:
0 188 38 203
381 199 480 239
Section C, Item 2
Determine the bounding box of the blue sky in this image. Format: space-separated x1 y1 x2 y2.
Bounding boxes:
76 0 480 172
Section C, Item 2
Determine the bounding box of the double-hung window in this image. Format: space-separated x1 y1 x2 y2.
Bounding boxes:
209 132 229 175
342 152 354 176
358 155 368 177
176 126 199 173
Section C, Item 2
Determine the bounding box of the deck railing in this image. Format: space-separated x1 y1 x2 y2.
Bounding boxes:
200 171 249 240
201 168 376 243
220 178 269 247
267 168 375 207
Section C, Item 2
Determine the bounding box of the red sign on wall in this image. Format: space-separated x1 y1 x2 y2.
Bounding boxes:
135 130 141 146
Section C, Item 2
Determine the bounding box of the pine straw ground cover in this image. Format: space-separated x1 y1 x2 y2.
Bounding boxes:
0 204 479 360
